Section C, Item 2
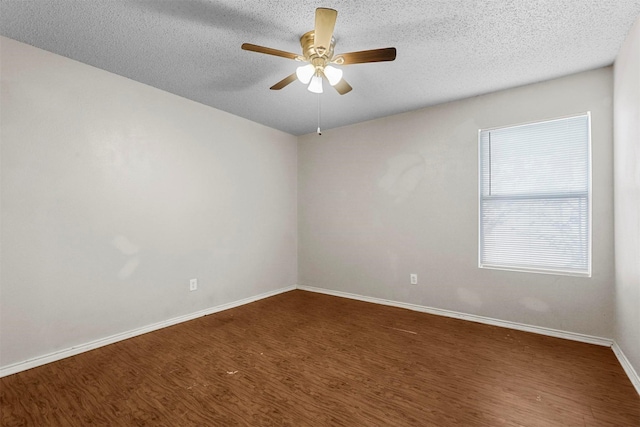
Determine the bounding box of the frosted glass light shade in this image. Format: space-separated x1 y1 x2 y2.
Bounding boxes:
323 65 343 86
308 75 323 93
296 64 315 84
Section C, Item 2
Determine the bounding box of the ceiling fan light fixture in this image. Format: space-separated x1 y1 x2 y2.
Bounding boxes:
243 7 396 98
323 65 343 86
308 75 323 93
296 63 315 84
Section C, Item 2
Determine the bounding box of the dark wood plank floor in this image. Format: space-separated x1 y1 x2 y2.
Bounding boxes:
1 290 639 426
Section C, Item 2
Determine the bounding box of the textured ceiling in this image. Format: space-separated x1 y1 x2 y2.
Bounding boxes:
1 1 639 135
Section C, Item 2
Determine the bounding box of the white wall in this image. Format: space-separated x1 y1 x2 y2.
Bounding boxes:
299 68 614 339
614 17 640 379
0 37 298 368
1 32 628 376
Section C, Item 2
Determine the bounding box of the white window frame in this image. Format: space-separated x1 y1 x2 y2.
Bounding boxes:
478 113 592 277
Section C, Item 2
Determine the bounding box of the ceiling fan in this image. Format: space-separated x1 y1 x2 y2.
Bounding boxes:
241 7 396 95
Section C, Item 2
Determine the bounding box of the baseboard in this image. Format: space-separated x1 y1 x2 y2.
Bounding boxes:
612 341 640 395
296 285 613 347
0 285 296 378
4 284 629 389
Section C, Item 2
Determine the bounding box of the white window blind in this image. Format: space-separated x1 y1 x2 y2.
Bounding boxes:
479 113 591 276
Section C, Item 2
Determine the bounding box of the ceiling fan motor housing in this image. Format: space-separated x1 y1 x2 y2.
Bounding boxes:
300 30 336 71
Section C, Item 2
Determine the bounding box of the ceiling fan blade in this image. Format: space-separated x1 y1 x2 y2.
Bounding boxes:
333 78 352 95
270 73 298 90
314 8 337 55
241 43 299 60
335 47 397 65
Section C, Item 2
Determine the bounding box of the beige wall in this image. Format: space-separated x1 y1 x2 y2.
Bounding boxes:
1 33 628 375
614 17 640 378
0 37 298 368
299 68 614 339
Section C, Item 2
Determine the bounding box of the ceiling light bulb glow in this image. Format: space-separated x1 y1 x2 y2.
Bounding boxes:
308 75 323 93
323 65 343 86
296 64 315 84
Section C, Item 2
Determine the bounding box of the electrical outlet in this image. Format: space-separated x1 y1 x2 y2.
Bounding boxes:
189 278 198 291
410 274 418 285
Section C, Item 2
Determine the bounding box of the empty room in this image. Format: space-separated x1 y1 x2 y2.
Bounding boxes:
1 1 639 425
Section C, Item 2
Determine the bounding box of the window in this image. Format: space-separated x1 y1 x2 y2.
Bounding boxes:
478 113 591 276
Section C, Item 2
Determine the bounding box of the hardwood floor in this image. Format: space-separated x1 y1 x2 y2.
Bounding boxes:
1 290 638 426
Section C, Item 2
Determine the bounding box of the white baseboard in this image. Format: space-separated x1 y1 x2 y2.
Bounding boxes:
6 284 635 395
612 341 640 396
296 285 613 347
300 284 639 396
0 285 296 378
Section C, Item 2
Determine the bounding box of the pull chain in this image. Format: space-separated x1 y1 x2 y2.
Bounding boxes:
317 93 322 136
